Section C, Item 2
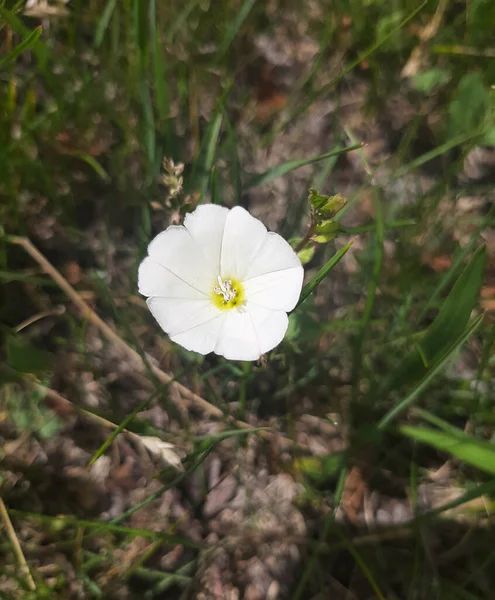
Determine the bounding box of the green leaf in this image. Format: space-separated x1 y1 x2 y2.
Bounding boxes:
294 239 355 310
286 297 320 346
419 246 485 363
6 335 52 374
195 111 223 200
296 243 315 265
313 220 341 243
0 8 49 69
308 189 347 220
244 144 361 189
293 453 344 485
400 425 495 476
375 11 405 53
94 0 117 48
38 410 63 440
386 246 485 393
217 0 258 57
378 314 484 429
447 72 490 140
0 25 42 68
77 153 110 182
411 68 451 94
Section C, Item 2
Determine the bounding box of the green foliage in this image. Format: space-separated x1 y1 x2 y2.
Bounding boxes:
0 24 42 68
295 239 355 309
6 335 52 374
446 72 490 140
7 386 62 441
385 246 486 397
1 0 495 597
400 425 495 476
411 68 452 94
244 145 361 189
293 453 344 485
308 189 347 222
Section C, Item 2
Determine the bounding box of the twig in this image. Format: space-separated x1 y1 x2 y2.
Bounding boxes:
401 0 449 78
6 236 221 418
0 497 36 591
294 221 316 254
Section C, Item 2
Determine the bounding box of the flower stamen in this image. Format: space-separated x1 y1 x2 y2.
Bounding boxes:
214 275 237 303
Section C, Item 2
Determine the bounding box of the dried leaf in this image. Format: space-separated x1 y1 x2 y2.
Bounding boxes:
139 436 183 471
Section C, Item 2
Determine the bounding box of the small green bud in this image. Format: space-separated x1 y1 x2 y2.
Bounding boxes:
297 244 315 265
308 189 347 222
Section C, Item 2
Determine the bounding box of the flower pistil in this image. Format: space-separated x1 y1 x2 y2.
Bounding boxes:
212 276 244 309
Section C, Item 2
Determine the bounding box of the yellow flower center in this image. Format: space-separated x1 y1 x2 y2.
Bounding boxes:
212 276 245 310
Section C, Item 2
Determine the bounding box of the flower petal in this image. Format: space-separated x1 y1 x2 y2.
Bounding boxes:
247 303 289 355
244 232 302 279
147 226 215 294
244 267 303 311
147 297 221 337
214 309 261 361
138 257 206 299
213 304 289 360
184 204 229 274
171 315 226 355
220 206 268 280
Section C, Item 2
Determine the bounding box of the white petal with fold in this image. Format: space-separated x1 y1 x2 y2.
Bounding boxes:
247 302 288 355
138 257 207 299
147 226 215 294
184 204 228 274
220 207 268 280
244 232 302 279
147 297 221 338
244 267 304 311
170 314 226 355
214 309 260 361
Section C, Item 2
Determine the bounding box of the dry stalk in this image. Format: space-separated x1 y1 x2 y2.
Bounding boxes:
0 497 36 591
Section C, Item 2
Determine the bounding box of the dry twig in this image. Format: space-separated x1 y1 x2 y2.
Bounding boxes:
7 236 221 418
0 497 36 591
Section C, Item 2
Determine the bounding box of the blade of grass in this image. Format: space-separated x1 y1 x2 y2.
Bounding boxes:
109 445 215 526
292 465 348 600
0 25 42 67
391 130 486 180
194 426 268 444
222 107 242 204
94 0 117 48
152 27 172 152
352 187 384 403
386 245 486 394
416 205 494 325
245 143 362 189
337 533 386 600
378 314 484 429
77 153 110 182
217 0 258 57
165 0 200 43
294 238 355 309
8 509 200 549
0 271 58 286
88 392 159 466
342 219 416 234
400 424 495 476
0 8 49 69
196 111 223 200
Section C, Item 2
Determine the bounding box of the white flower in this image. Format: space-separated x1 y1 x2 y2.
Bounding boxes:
138 205 304 361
